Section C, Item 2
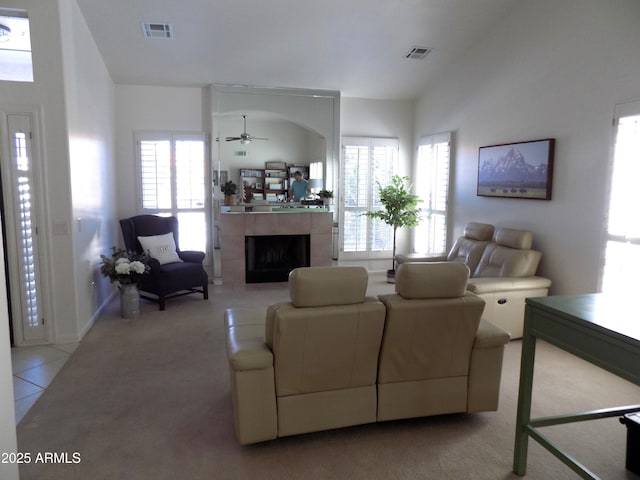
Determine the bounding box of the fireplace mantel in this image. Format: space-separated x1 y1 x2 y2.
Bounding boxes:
220 211 333 285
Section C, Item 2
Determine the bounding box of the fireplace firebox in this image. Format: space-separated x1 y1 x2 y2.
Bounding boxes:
245 234 310 283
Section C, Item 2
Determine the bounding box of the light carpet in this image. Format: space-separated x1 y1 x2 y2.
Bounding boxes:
16 274 640 479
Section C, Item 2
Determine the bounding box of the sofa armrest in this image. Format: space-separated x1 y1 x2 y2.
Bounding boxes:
227 326 273 371
178 250 205 263
474 318 511 348
468 319 510 413
224 308 277 445
225 308 273 371
467 276 551 294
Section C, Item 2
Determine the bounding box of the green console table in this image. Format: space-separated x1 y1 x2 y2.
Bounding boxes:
513 294 640 478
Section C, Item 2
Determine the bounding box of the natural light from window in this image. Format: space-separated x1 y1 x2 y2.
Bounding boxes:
413 133 450 255
0 10 33 83
601 111 640 294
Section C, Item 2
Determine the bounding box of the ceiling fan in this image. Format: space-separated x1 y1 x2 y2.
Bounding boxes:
225 115 268 145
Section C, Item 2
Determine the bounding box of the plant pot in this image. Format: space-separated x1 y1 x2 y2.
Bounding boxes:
224 195 234 206
386 269 396 284
120 283 140 318
322 197 333 206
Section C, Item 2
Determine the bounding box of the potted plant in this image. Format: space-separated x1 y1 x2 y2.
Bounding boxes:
100 247 150 318
221 180 237 206
365 175 421 283
318 189 334 205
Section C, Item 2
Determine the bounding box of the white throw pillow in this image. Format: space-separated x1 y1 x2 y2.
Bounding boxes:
137 233 183 265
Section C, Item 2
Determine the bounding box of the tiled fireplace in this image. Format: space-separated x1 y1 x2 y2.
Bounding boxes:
220 211 333 286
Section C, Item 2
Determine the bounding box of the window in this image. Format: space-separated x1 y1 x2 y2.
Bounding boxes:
0 9 33 82
341 137 398 258
136 132 209 257
2 112 46 342
600 102 640 294
309 161 323 192
413 133 450 254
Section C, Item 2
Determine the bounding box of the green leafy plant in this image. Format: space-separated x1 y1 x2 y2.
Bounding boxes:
221 180 237 196
365 175 421 272
318 189 333 199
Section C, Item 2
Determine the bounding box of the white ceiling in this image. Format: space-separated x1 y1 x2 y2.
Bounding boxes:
75 0 520 101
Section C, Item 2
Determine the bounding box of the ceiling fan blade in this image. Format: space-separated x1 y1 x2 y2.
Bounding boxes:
250 137 268 141
225 136 242 142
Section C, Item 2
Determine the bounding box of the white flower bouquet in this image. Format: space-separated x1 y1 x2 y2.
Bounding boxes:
100 247 150 285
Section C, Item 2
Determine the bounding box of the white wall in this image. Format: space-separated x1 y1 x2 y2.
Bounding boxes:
341 97 414 256
60 0 117 338
0 0 78 347
0 244 17 480
414 0 640 295
114 85 206 219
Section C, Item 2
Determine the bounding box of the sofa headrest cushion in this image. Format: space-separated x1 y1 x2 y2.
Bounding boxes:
289 266 368 307
464 222 495 241
494 227 533 250
396 262 470 299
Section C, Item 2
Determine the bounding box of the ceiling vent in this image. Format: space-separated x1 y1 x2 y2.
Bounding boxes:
404 46 432 60
141 22 173 39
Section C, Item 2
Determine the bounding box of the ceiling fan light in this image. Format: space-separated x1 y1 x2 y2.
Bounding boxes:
240 138 251 145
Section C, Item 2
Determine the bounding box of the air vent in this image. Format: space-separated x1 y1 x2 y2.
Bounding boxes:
404 46 432 60
234 151 247 157
141 22 173 39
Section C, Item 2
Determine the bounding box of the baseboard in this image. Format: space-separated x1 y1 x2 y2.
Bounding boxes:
73 290 118 343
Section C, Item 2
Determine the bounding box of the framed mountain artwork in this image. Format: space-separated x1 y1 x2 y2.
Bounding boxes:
477 138 555 200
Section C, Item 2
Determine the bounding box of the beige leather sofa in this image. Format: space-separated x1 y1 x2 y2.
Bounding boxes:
224 264 510 445
397 222 551 338
225 266 386 445
396 222 495 273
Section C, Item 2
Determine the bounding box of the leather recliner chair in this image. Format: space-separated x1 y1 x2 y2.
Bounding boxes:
377 262 510 421
225 266 386 445
396 222 495 273
466 227 551 338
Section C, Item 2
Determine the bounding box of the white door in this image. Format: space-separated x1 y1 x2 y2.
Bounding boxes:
1 113 46 343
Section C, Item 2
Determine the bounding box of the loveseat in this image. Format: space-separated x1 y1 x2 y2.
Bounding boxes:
224 264 510 445
396 222 551 338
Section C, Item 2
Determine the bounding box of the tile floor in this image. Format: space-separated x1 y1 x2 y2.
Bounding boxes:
11 343 79 424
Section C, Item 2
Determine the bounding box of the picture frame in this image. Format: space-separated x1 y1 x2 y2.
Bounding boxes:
477 138 555 200
254 183 263 190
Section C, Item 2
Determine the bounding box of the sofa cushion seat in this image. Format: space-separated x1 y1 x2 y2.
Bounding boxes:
466 276 552 294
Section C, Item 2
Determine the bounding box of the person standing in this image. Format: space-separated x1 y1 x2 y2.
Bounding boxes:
288 171 309 202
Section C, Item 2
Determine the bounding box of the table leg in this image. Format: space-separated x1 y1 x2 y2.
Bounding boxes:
513 306 537 475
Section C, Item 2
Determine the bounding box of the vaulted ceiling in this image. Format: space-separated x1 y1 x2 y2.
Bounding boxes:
75 0 520 101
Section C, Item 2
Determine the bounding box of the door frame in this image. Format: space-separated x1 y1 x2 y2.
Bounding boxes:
0 106 52 346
